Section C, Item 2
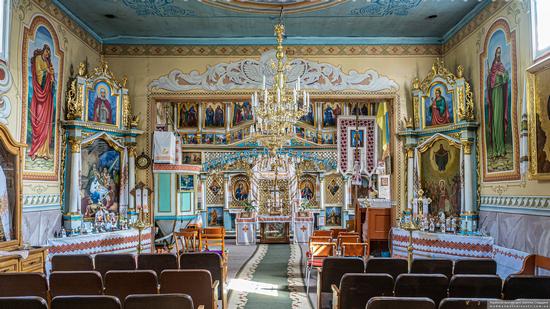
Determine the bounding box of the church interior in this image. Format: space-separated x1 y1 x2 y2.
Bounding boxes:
0 0 549 308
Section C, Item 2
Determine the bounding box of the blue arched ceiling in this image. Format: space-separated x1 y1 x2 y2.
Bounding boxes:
53 0 490 45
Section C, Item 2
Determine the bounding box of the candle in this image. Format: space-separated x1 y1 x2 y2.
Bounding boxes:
262 75 266 90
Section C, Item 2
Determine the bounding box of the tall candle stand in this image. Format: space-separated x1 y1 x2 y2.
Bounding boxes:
130 182 152 254
399 189 424 272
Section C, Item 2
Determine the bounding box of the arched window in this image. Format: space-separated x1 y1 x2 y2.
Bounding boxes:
532 0 550 60
0 0 10 61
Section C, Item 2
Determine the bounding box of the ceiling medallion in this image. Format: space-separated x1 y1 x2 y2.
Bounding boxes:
200 0 346 15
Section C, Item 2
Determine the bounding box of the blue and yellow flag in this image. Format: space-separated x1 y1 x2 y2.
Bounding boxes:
376 101 390 159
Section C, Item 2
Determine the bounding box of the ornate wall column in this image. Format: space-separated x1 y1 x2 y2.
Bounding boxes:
64 137 82 232
224 174 230 210
200 175 207 211
343 176 350 211
127 143 137 213
406 147 415 209
461 140 477 234
319 175 326 210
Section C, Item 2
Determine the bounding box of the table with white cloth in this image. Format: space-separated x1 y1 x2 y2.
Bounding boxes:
46 228 152 272
293 215 314 243
390 227 494 259
235 216 257 246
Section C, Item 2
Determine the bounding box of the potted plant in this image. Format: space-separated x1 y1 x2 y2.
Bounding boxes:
240 201 257 218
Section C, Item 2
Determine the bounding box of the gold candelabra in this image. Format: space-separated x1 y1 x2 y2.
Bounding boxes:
130 182 152 254
399 189 424 271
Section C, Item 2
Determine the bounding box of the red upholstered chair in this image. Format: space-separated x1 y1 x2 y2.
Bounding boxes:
367 297 435 309
453 259 497 275
51 295 121 309
51 254 94 272
0 296 48 309
448 275 502 299
49 271 103 297
0 273 48 299
394 273 449 306
305 242 336 295
331 273 394 309
104 270 158 302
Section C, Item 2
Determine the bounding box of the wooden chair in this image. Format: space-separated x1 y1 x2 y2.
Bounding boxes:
330 228 348 240
503 275 550 299
174 229 201 254
51 295 121 309
394 274 449 307
137 253 178 277
202 227 225 254
309 236 332 244
518 254 550 275
365 257 408 280
160 269 218 309
94 254 137 278
49 271 103 297
0 296 48 309
331 273 393 309
51 254 94 272
125 294 201 309
313 230 332 237
305 242 336 294
336 235 360 249
448 275 502 299
0 273 48 299
104 270 158 303
453 259 497 275
411 258 453 279
341 243 370 258
367 297 435 309
179 252 226 309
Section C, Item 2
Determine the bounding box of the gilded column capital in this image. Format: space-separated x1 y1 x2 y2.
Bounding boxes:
68 137 81 153
406 147 415 158
462 140 472 155
126 143 137 156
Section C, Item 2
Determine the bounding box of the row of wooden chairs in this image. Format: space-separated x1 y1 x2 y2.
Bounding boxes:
0 294 199 309
0 270 217 309
313 256 550 309
174 227 226 255
49 252 226 308
365 297 536 309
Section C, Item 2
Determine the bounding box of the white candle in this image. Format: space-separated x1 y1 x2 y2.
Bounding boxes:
262 75 266 90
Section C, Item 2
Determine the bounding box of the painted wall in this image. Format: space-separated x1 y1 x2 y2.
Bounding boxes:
3 0 101 245
104 51 440 221
444 0 550 256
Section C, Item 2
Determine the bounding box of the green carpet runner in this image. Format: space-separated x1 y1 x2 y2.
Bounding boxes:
244 244 293 308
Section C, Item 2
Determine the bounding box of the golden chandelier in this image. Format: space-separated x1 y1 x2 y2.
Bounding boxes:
250 19 311 155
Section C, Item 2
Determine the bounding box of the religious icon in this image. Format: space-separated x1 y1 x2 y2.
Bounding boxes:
328 179 340 196
233 180 249 201
351 102 371 116
322 102 343 127
182 152 201 164
300 179 315 201
209 180 221 196
296 127 305 138
178 103 198 128
179 175 194 191
425 84 453 127
325 207 342 226
322 133 334 144
299 101 315 126
232 101 253 126
202 134 214 144
81 138 121 218
207 207 223 226
88 82 117 125
350 130 364 148
215 134 226 144
0 165 10 241
434 144 449 172
481 21 518 180
204 102 225 127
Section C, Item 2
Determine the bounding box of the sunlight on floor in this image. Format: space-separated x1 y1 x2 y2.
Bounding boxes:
228 278 280 297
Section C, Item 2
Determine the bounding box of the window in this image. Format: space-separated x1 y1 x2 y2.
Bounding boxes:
532 0 550 60
0 0 10 60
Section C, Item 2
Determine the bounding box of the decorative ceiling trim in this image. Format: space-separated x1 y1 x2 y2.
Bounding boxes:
103 44 442 57
350 0 421 17
44 0 102 51
442 0 509 54
201 0 345 15
148 49 399 92
122 0 195 17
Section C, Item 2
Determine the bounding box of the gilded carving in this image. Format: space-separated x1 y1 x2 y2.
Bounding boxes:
122 94 130 128
457 81 475 121
65 78 83 120
462 140 472 155
413 96 420 128
457 65 464 79
420 58 456 93
68 137 81 153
